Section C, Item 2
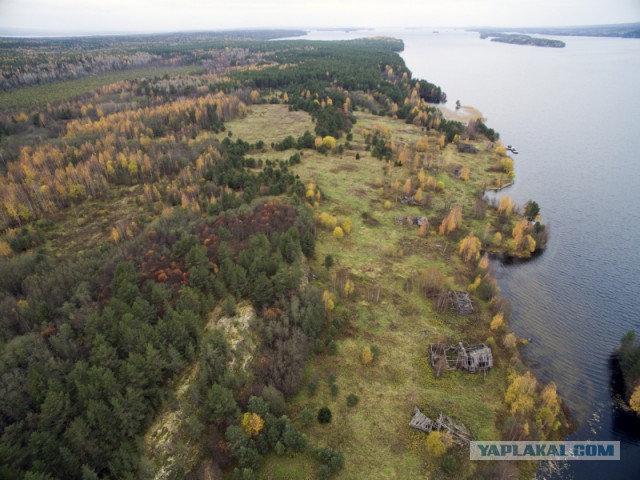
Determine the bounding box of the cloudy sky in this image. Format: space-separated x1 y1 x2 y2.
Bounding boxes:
1 0 639 34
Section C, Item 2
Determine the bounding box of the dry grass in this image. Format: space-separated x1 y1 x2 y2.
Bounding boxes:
41 185 161 256
221 104 315 145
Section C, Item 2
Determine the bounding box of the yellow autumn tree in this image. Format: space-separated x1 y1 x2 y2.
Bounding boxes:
490 312 506 331
344 279 355 297
478 253 489 270
512 220 536 254
333 226 344 239
403 177 412 195
438 205 462 236
383 200 392 209
630 385 640 414
241 412 264 437
314 136 324 148
424 175 436 191
110 227 121 244
491 232 503 247
501 157 515 177
505 371 537 418
540 382 560 415
322 290 335 311
415 135 429 152
498 196 515 218
425 431 447 457
361 345 373 365
503 332 517 349
459 233 481 262
318 212 337 230
306 181 316 200
15 112 29 123
342 217 352 235
414 188 424 203
397 147 409 165
536 381 561 433
460 165 470 181
494 141 507 156
0 240 12 258
323 136 337 150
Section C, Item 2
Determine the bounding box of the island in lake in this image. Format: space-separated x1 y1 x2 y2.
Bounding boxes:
478 32 566 48
475 22 640 39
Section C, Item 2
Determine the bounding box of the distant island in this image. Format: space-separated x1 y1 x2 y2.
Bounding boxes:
479 32 565 48
472 22 640 39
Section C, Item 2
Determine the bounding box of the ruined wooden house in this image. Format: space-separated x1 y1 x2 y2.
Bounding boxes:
409 407 471 446
430 342 493 376
456 142 478 154
394 215 429 228
398 195 419 206
450 290 473 315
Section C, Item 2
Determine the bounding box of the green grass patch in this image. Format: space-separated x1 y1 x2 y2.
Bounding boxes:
221 104 314 145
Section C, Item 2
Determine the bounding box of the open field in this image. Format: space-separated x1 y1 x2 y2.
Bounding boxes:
221 104 315 145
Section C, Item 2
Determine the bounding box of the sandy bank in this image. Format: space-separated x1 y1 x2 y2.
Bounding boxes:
433 104 484 123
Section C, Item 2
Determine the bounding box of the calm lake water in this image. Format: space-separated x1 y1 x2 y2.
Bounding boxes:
287 28 640 479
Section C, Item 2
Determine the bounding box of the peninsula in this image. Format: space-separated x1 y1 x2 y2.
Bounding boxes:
0 31 564 480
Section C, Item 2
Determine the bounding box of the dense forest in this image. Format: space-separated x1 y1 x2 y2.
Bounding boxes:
0 31 558 479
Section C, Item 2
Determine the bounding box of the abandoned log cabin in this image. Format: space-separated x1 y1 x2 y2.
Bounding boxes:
409 407 471 446
430 342 493 375
450 290 473 315
394 215 429 227
456 142 478 154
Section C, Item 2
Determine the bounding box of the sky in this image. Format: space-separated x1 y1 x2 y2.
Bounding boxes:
0 0 639 34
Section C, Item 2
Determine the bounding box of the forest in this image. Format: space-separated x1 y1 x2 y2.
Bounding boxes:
618 332 640 415
0 31 558 479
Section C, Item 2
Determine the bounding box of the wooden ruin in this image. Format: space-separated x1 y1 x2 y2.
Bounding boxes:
433 290 474 315
394 215 429 227
430 342 493 376
409 407 471 446
449 290 473 315
456 142 478 154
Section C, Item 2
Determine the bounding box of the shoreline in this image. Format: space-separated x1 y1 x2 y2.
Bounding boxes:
430 102 484 123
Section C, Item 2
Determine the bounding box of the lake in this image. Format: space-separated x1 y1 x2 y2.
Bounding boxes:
287 28 640 479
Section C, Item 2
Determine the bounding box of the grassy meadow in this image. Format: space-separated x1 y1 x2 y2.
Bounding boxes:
222 105 515 478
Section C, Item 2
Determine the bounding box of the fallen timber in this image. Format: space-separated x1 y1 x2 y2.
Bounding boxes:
409 407 471 446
